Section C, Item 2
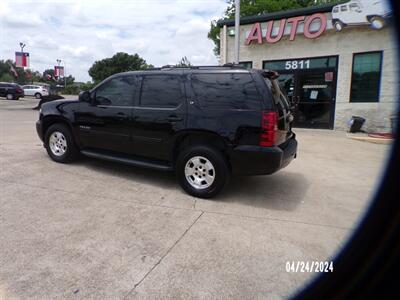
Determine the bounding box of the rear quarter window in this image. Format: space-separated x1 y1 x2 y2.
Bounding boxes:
190 73 261 110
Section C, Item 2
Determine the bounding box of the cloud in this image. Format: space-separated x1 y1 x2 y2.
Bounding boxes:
0 0 226 81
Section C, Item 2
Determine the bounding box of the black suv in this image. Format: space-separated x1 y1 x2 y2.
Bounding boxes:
0 82 24 100
36 65 297 198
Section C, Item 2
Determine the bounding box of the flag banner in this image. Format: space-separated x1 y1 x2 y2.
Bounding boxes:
15 52 29 67
54 66 65 77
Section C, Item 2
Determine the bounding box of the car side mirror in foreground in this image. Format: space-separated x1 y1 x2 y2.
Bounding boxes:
79 91 91 102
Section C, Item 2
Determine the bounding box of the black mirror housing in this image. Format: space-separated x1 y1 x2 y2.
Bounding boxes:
79 91 91 102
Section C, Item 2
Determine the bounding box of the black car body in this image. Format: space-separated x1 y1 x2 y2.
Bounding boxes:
0 82 24 100
36 65 297 198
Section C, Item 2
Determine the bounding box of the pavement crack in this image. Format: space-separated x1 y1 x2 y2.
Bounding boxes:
124 211 204 299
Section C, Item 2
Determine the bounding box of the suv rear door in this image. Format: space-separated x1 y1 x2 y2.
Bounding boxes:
131 73 186 161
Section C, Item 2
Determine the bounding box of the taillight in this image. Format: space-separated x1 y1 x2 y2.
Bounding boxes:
260 110 277 147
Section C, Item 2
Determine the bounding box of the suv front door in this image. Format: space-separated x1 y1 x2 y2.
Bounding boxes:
76 75 138 154
131 74 186 161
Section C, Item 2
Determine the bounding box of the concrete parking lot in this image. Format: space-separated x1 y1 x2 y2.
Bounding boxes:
0 98 390 299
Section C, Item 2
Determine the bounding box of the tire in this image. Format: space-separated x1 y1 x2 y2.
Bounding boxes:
35 93 42 99
6 93 14 100
333 20 344 32
44 123 79 163
176 145 230 198
370 16 385 30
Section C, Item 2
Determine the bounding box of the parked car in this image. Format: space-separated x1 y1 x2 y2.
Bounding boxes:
36 65 297 198
0 82 24 100
332 0 392 32
22 85 49 99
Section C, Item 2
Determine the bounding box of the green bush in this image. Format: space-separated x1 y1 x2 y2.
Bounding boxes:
80 82 95 91
63 85 80 95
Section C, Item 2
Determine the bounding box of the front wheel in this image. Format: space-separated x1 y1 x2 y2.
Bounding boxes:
176 145 230 198
6 93 14 100
45 123 79 163
370 16 385 30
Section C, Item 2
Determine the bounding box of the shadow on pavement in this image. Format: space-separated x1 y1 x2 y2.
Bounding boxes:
217 172 310 211
75 157 308 211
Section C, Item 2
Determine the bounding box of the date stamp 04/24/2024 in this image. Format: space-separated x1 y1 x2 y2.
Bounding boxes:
286 261 334 273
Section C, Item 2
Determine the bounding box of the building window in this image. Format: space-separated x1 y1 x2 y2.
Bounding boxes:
350 51 382 103
239 61 253 69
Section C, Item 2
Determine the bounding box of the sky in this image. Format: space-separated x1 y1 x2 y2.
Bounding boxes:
0 0 227 82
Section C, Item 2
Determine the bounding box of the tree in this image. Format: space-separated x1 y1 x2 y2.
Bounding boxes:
0 73 13 83
88 52 153 83
0 60 76 86
65 75 75 86
208 0 342 56
176 56 192 67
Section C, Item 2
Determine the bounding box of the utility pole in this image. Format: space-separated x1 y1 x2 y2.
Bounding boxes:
234 0 240 64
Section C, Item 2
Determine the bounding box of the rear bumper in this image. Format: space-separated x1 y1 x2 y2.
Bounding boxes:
230 135 298 175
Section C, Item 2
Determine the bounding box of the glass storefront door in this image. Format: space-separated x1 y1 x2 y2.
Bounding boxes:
294 70 336 129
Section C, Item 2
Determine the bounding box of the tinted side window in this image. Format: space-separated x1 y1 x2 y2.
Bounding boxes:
140 75 182 108
95 76 136 106
190 73 260 110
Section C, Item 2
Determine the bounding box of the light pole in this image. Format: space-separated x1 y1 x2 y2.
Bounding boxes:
56 59 66 88
234 0 240 64
19 42 26 71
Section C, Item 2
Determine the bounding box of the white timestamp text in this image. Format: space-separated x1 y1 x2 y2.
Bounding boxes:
286 261 334 273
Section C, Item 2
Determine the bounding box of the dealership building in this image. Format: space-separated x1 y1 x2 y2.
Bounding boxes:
218 2 398 131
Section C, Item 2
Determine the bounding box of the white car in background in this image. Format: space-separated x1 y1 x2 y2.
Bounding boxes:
332 0 392 32
22 85 49 99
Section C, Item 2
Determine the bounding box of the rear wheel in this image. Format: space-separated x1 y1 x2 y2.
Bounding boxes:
35 93 42 99
6 93 14 100
45 123 79 163
333 20 344 32
176 145 230 198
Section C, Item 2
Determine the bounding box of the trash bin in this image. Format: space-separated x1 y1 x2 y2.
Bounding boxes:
348 116 366 133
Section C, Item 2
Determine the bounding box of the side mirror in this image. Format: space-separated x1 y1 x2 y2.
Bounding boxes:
79 91 91 102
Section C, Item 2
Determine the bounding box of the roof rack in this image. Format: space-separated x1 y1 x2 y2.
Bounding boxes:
158 63 246 70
